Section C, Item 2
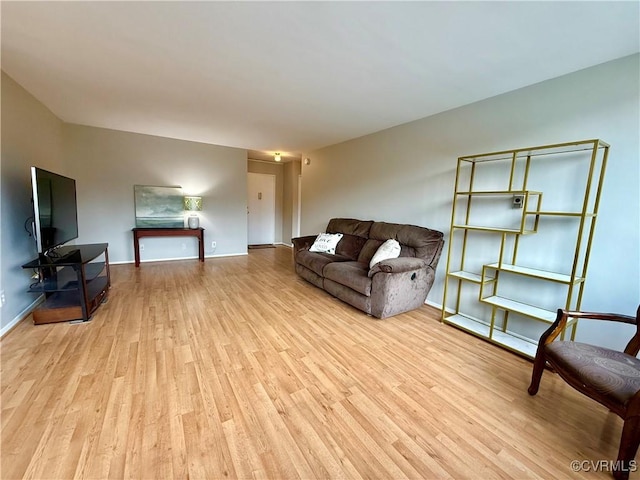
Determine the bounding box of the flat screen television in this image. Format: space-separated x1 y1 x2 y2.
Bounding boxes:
30 167 79 255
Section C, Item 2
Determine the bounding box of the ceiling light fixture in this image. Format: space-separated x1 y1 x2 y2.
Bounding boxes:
274 153 281 162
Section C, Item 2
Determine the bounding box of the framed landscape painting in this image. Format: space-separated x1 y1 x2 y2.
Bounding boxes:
134 185 184 228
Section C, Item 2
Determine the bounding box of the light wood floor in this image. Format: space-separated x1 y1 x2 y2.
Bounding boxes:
1 246 624 479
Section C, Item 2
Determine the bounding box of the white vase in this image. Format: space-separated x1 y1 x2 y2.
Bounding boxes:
187 215 199 229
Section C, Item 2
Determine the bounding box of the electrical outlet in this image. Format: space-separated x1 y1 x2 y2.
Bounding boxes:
211 241 216 249
512 195 524 209
0 290 5 308
140 243 145 250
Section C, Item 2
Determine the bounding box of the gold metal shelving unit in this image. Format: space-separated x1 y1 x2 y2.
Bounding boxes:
441 139 609 358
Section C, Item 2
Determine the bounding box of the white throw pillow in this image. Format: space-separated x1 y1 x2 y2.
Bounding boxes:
369 239 401 269
309 233 343 255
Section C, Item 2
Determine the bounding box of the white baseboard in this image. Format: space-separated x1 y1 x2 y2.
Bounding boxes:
109 252 249 265
425 298 443 310
207 252 250 258
1 296 43 338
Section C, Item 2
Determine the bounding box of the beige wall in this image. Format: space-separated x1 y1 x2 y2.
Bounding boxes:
1 73 249 332
1 72 65 333
64 124 248 263
301 54 639 349
283 160 302 245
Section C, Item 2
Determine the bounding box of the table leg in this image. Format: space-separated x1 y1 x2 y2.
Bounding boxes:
133 232 140 267
199 230 205 262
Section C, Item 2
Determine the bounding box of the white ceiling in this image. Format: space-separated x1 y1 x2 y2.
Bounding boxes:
2 1 639 161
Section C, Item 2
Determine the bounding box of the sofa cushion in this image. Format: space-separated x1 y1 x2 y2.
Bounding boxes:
369 239 401 269
324 279 371 315
327 218 374 237
335 234 368 261
323 261 372 296
309 233 343 254
296 250 350 277
369 222 444 265
357 239 384 265
295 263 324 289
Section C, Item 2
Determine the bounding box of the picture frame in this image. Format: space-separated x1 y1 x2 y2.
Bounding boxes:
134 185 184 228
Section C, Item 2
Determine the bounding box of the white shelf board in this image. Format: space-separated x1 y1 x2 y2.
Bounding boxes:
525 211 587 217
456 190 543 196
448 271 484 283
444 313 539 358
452 224 531 234
484 263 584 284
480 296 557 323
490 330 538 358
443 314 491 337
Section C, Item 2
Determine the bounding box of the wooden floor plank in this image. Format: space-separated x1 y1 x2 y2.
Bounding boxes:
1 246 626 479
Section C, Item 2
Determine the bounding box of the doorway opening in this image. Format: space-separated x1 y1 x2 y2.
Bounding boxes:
247 172 276 247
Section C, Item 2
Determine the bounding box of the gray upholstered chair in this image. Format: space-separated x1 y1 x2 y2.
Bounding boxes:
528 306 640 480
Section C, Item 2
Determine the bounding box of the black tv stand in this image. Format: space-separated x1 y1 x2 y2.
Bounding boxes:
22 243 110 324
42 248 82 262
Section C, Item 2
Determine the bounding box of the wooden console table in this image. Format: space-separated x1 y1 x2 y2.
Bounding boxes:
132 227 205 267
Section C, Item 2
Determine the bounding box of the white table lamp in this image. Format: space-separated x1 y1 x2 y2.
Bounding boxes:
184 196 202 229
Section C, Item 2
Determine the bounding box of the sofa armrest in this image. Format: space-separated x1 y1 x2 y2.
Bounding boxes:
292 235 318 253
368 257 427 278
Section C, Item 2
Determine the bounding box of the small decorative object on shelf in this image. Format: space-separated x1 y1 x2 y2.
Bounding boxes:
188 215 199 229
184 195 202 229
441 139 609 358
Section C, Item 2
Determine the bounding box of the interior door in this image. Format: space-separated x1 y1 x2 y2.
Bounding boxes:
247 173 276 245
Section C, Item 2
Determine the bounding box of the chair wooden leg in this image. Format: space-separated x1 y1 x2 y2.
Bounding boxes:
614 416 640 480
528 346 546 396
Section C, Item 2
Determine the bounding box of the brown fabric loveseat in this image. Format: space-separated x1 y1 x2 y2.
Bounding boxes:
292 218 444 319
